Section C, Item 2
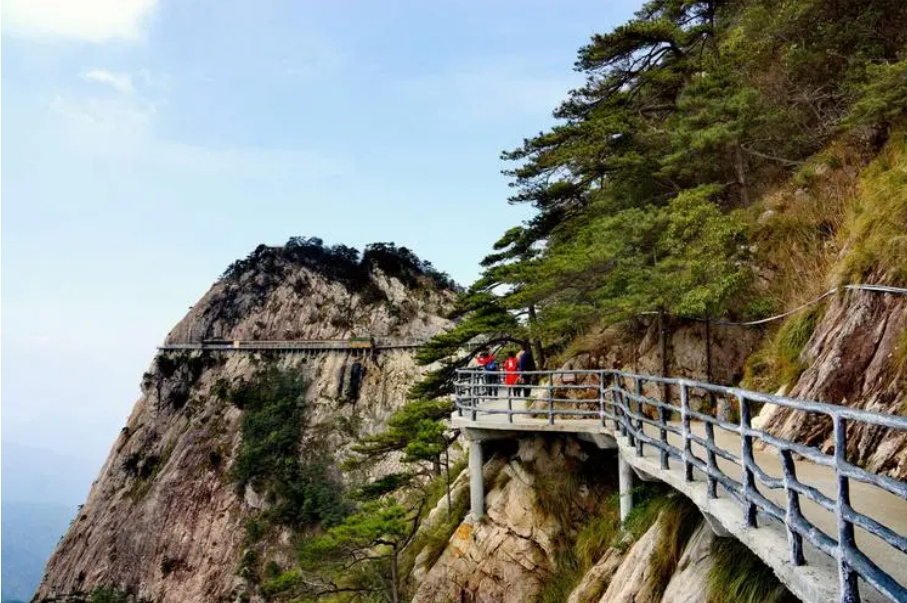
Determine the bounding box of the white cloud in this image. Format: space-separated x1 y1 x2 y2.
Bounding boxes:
47 83 342 179
2 0 158 43
82 69 135 94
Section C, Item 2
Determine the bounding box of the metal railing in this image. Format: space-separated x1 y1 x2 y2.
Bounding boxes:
158 339 427 351
454 368 907 603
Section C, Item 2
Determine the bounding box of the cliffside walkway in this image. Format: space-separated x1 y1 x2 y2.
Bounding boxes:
451 369 907 603
158 339 426 352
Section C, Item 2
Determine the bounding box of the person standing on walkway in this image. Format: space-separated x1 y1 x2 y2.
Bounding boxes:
517 343 537 398
504 351 519 389
476 349 497 398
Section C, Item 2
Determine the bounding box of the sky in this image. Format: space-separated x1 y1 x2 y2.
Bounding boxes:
2 0 642 504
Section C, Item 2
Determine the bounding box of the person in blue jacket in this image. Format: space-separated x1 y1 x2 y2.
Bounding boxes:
517 343 537 398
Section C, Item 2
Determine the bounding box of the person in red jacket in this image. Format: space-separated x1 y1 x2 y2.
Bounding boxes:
504 350 519 387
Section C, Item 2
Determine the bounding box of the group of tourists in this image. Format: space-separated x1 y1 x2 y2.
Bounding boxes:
474 343 537 397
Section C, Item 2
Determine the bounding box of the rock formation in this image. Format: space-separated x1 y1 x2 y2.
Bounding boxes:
35 241 455 603
763 289 907 478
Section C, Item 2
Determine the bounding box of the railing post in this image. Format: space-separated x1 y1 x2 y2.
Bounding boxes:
739 394 758 528
834 416 859 603
471 373 478 422
547 379 555 426
705 418 718 499
469 439 485 520
615 384 625 436
779 448 805 566
507 390 513 423
599 371 607 428
624 374 635 447
659 384 669 470
634 377 644 457
618 450 634 522
456 372 463 417
681 383 693 482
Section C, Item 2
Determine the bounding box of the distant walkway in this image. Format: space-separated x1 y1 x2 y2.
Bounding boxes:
158 339 427 352
452 369 907 603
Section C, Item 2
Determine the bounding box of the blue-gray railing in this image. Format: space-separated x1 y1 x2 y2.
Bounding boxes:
454 368 907 603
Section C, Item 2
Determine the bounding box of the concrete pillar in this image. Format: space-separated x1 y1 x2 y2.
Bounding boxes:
469 439 485 519
618 450 634 522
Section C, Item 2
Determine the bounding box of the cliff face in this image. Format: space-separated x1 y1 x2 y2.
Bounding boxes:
763 289 907 478
35 243 454 603
408 435 787 603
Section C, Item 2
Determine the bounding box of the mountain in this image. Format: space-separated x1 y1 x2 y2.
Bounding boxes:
35 240 455 603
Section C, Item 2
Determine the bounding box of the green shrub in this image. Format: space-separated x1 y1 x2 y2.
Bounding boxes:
744 303 825 392
647 494 702 599
837 131 907 285
538 552 584 603
574 493 621 568
229 366 347 531
708 538 797 603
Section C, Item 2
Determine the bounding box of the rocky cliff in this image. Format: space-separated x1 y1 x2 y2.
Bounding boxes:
762 289 907 479
409 435 794 603
35 240 455 603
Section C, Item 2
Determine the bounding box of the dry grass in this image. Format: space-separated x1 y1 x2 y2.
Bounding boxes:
646 494 702 599
835 130 907 286
707 538 797 603
743 302 826 392
749 141 859 309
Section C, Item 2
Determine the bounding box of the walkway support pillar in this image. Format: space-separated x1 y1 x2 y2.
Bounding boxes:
469 439 485 520
618 450 634 522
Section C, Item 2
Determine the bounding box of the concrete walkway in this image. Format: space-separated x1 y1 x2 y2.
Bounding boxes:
452 390 907 603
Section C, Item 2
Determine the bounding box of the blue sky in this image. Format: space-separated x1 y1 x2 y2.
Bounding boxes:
2 0 641 503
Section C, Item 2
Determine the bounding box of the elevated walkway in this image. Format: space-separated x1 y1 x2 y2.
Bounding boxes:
453 369 907 603
157 339 426 353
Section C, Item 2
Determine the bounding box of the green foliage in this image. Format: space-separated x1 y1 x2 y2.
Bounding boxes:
511 186 752 343
646 494 702 599
229 366 347 533
837 132 907 285
217 238 456 315
418 0 907 370
287 498 417 602
300 499 410 564
574 493 622 568
399 459 470 583
707 538 797 603
744 303 825 392
125 444 174 502
538 552 585 603
347 398 453 470
845 60 907 132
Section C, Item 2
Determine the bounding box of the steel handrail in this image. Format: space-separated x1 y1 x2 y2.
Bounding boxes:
454 368 907 603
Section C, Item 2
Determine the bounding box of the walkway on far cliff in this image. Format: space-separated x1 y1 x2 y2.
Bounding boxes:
451 369 907 603
158 338 427 352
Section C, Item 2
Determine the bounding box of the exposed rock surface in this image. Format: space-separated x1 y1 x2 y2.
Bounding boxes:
764 289 907 478
659 523 715 603
412 437 606 603
561 319 761 388
566 548 624 603
594 513 665 603
36 244 454 603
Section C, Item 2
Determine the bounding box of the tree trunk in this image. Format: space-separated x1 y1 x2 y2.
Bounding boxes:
734 144 750 207
444 440 452 522
528 304 546 368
